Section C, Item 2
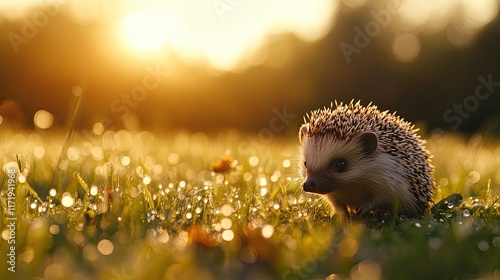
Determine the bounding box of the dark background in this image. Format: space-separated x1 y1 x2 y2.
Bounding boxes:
0 1 499 135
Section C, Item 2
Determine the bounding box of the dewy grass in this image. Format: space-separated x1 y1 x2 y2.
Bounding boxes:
0 129 499 280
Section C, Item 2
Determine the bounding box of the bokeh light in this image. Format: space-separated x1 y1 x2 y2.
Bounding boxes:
49 224 61 235
222 229 234 241
351 259 382 280
61 192 74 207
240 246 258 264
90 185 98 196
249 156 259 167
338 237 358 257
83 244 99 261
121 156 131 166
18 174 26 183
97 239 114 255
34 146 46 159
220 204 233 217
44 264 64 280
221 218 232 229
34 110 54 129
393 33 420 62
262 224 274 238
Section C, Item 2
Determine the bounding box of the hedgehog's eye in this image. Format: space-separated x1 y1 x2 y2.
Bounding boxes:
304 161 307 168
334 159 347 172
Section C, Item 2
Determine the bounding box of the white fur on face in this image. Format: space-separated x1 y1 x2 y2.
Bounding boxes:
300 135 419 215
301 135 362 174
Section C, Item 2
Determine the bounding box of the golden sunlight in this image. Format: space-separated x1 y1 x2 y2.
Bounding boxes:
117 0 337 70
0 0 498 70
122 9 169 52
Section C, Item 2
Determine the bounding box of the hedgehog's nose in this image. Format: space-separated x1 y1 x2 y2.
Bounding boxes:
303 180 316 192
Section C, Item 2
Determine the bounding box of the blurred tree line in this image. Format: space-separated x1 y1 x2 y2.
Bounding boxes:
0 2 499 135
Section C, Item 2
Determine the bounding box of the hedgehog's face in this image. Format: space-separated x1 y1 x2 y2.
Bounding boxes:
299 124 378 195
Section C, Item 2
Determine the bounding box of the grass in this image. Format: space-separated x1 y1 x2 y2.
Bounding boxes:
0 128 499 280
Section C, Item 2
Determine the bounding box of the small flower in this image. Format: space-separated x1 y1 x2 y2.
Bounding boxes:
210 155 235 174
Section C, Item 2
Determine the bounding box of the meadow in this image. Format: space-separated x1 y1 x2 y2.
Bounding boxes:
0 128 499 280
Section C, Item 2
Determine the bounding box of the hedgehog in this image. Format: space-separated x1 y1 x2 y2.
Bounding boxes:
298 101 435 218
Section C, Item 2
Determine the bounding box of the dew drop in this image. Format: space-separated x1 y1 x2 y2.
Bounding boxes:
477 241 489 252
221 218 232 229
90 185 98 196
34 146 46 159
61 192 74 207
249 156 259 167
258 177 268 187
97 239 114 255
221 204 233 217
121 156 131 166
49 224 60 235
18 174 26 183
260 188 268 196
243 172 253 182
262 224 274 239
143 176 151 185
34 110 53 129
222 230 234 241
463 209 471 217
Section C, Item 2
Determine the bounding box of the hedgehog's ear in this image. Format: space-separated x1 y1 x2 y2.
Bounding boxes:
299 124 309 144
357 131 378 156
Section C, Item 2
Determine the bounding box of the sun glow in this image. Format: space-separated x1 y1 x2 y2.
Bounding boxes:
118 0 337 70
122 9 170 52
1 0 498 70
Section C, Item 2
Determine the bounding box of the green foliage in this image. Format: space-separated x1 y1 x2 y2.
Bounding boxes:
0 130 499 280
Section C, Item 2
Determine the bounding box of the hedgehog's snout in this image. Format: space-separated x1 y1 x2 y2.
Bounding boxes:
303 179 316 192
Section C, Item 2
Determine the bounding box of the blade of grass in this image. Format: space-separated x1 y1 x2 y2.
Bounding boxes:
52 80 86 191
74 172 90 193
